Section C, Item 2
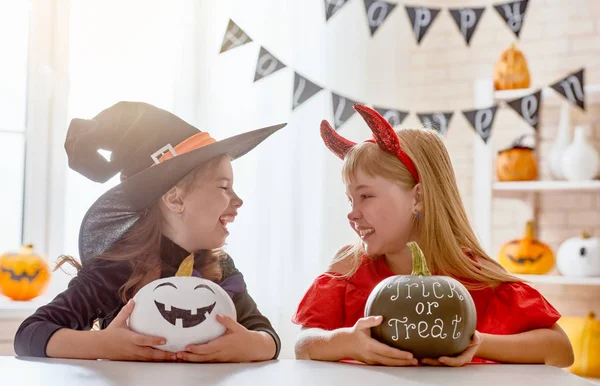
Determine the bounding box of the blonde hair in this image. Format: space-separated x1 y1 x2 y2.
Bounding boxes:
56 155 228 302
332 128 520 290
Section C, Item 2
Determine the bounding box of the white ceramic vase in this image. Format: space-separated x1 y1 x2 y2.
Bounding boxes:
548 104 571 180
561 126 600 181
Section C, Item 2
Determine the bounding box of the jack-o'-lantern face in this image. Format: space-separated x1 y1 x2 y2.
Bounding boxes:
0 245 50 301
128 254 236 352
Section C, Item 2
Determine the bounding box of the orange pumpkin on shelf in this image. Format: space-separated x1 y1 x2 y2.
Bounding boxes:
496 135 538 181
493 43 531 90
558 312 600 378
0 244 50 301
498 221 554 274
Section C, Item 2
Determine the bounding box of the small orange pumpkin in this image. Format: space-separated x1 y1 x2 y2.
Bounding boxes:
498 221 554 274
496 135 538 181
0 244 50 301
494 43 531 90
558 312 600 378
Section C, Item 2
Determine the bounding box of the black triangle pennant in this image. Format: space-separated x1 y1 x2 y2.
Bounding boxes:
254 47 286 82
404 6 441 45
364 0 397 36
374 107 408 128
324 0 351 22
292 73 324 110
417 112 454 137
449 7 486 45
493 0 529 38
462 106 499 144
332 93 359 130
220 19 253 54
507 90 542 130
550 69 585 111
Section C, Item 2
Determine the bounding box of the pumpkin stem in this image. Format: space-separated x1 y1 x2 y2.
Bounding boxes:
175 253 195 277
581 230 591 239
524 221 535 240
408 241 431 276
589 312 596 320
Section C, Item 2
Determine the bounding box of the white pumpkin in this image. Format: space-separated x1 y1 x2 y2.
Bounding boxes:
128 275 236 353
557 232 600 277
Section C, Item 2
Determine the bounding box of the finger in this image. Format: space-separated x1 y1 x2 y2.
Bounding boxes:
111 299 135 327
368 339 414 360
367 353 418 367
136 347 175 362
356 316 383 330
420 358 443 366
177 351 222 363
439 345 478 367
185 340 221 355
131 332 167 347
216 314 245 333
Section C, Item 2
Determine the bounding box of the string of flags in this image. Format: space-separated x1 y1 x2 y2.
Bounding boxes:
220 19 586 144
324 0 530 45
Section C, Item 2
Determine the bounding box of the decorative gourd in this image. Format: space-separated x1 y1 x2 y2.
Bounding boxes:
128 253 236 353
498 221 554 274
496 135 538 181
0 244 50 301
558 312 600 378
557 231 600 277
493 43 531 90
364 242 477 359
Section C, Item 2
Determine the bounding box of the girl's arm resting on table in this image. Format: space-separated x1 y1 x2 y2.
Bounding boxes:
476 324 574 367
295 327 354 362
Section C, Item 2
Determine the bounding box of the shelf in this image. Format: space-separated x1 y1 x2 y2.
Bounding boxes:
493 180 600 192
493 83 600 104
517 274 600 286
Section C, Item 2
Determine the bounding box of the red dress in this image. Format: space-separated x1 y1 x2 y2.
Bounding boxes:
292 255 561 363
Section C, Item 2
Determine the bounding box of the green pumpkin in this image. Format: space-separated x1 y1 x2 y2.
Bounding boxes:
364 242 477 358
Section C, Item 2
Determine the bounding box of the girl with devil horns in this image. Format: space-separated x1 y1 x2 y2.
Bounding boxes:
292 104 573 367
14 102 285 362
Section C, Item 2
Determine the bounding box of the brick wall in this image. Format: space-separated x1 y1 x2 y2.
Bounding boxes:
401 0 600 317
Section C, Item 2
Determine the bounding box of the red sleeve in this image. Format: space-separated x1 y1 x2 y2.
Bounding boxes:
479 282 561 335
291 274 347 330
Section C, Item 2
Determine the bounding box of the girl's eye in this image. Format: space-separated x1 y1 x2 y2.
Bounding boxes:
361 195 371 200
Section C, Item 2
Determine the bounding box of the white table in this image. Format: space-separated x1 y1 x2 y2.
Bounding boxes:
0 357 596 386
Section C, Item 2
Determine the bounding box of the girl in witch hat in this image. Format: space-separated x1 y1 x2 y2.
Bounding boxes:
292 104 573 367
14 101 286 362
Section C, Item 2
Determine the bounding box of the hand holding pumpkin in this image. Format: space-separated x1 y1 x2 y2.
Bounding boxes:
344 315 418 366
420 331 483 367
98 299 176 362
178 314 276 362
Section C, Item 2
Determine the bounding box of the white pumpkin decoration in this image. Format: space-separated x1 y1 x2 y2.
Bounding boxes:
557 232 600 277
128 254 236 352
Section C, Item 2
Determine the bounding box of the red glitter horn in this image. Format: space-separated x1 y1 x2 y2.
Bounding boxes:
319 119 357 160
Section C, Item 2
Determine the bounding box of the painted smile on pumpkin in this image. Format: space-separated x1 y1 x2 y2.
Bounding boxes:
506 254 543 265
153 282 217 328
0 267 40 282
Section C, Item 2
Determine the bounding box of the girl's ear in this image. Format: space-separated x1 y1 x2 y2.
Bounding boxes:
161 186 184 214
412 183 423 213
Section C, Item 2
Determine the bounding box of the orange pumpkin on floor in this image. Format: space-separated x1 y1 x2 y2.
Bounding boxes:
558 312 600 378
498 221 554 274
496 136 538 181
0 244 50 301
494 43 531 90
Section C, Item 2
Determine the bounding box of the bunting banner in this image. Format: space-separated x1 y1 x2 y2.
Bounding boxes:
220 20 587 142
324 0 351 22
417 112 454 137
364 0 397 36
506 90 541 130
254 47 286 82
493 0 529 38
449 7 486 45
550 68 585 111
405 6 440 45
220 19 252 53
462 106 499 144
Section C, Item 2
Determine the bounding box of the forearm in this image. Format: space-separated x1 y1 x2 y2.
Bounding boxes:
476 325 574 367
46 328 106 359
294 327 353 362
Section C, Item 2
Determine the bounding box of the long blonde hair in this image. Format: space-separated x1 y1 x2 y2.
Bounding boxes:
332 128 520 290
56 155 228 302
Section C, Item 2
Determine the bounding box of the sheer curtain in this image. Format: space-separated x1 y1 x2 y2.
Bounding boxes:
56 0 394 358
